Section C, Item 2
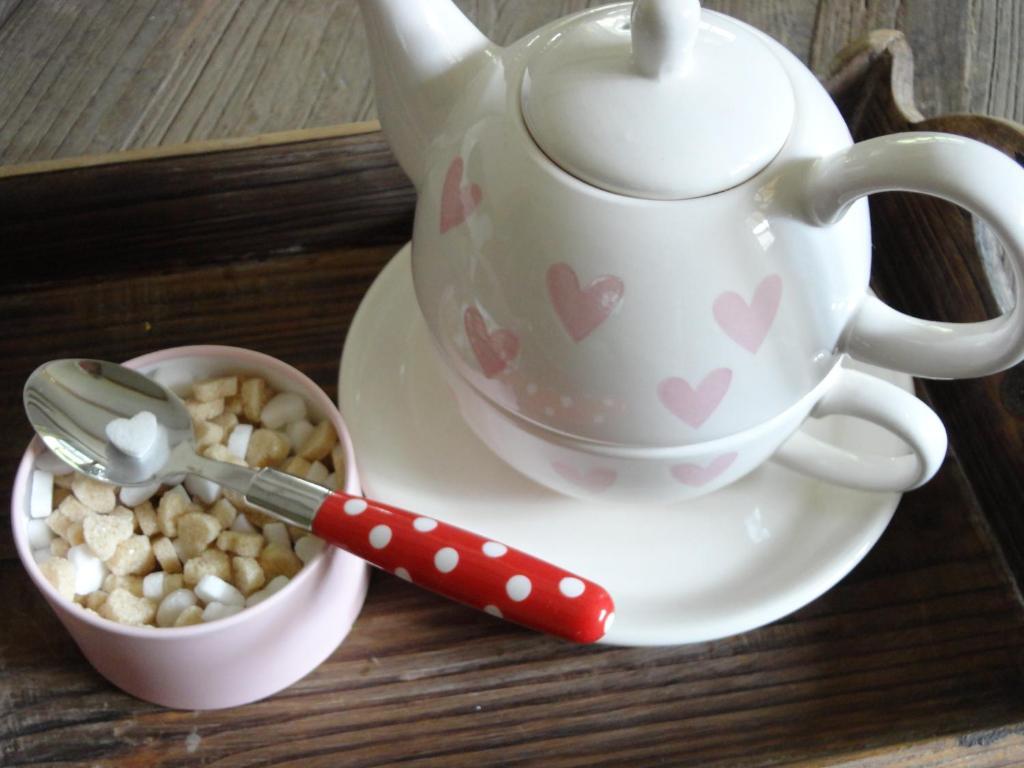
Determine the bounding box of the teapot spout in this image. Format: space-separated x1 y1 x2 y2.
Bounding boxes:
358 0 491 188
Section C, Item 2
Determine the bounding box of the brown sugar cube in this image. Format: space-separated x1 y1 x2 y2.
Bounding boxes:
177 513 223 559
83 513 134 560
65 521 85 547
152 536 183 574
223 395 244 417
241 509 275 529
194 420 225 449
216 530 265 558
57 495 91 523
71 475 116 513
185 398 224 422
208 498 238 529
99 588 156 626
50 538 70 558
298 421 337 462
232 556 266 596
52 486 71 507
192 376 238 403
204 443 246 466
39 557 75 600
163 574 185 594
110 505 138 532
212 411 239 433
46 508 75 540
259 543 302 580
282 456 311 478
241 378 270 422
84 590 108 611
106 535 156 576
246 429 290 468
173 605 204 627
54 472 75 490
330 443 347 475
183 549 231 587
157 492 199 538
287 525 306 543
103 574 145 597
134 500 159 537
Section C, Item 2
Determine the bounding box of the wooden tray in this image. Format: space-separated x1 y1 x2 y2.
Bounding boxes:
3 33 1024 767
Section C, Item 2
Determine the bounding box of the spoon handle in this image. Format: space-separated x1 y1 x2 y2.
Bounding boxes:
311 492 615 643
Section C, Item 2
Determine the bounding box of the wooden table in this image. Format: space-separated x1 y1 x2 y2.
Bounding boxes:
3 5 1024 767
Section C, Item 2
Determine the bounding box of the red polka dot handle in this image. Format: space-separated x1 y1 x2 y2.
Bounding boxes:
312 492 615 643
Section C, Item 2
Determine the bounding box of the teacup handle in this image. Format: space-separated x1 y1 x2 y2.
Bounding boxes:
805 132 1024 378
773 367 947 492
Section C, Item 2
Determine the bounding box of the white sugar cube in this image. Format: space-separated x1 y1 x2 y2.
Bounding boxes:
246 575 290 607
35 450 75 476
226 424 253 463
285 420 314 452
156 588 198 627
184 474 220 505
260 392 306 430
67 544 108 595
33 548 53 565
195 574 245 607
27 518 54 550
105 411 159 459
230 514 257 533
119 480 162 508
143 571 167 600
262 522 291 549
30 470 53 519
306 460 329 485
202 601 244 622
294 535 325 564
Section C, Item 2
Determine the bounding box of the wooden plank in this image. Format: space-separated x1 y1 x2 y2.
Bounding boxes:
4 1 1022 166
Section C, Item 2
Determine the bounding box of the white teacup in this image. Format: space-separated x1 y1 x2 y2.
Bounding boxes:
443 357 947 504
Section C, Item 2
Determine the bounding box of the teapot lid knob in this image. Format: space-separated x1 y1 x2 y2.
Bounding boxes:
632 0 701 79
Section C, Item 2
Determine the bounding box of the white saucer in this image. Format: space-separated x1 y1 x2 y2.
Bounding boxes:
339 245 908 646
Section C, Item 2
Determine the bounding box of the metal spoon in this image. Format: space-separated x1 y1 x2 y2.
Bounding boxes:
24 359 614 643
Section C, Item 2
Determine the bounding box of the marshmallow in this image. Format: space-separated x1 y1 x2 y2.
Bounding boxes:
67 544 109 595
143 571 167 600
195 574 245 607
202 602 245 622
306 460 329 486
119 480 161 508
156 588 198 628
226 424 253 464
27 518 53 550
105 411 159 459
32 548 53 565
30 470 53 519
260 392 306 429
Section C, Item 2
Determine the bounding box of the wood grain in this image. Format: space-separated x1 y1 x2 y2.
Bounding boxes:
1 0 1022 165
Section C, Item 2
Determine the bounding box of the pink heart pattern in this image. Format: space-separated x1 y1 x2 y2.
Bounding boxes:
546 262 624 342
657 368 733 428
670 452 738 487
551 461 617 492
464 307 519 378
713 274 783 354
440 156 482 234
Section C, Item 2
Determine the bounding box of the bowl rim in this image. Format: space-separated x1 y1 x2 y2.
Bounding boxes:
11 344 365 639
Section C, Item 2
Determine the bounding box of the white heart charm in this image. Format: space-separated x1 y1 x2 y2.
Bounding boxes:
105 411 159 459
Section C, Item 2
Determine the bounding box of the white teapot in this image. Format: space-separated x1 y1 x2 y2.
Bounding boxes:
357 0 1023 500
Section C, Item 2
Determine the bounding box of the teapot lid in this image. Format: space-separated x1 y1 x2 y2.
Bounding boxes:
520 0 795 200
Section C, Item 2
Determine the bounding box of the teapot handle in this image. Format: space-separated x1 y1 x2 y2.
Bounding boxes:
804 132 1024 379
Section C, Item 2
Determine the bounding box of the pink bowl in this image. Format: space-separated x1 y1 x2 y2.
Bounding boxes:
10 345 370 709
